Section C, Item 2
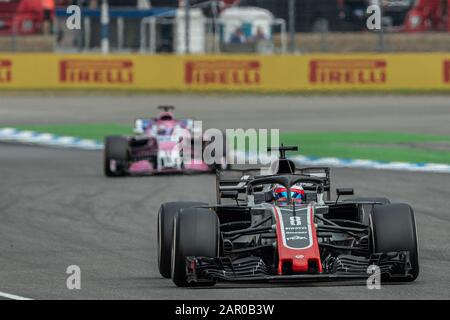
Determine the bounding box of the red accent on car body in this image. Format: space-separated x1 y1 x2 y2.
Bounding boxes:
274 205 322 275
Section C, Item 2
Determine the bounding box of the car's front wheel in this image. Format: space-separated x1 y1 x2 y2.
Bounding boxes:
157 202 207 278
370 203 419 282
104 136 129 177
171 207 219 287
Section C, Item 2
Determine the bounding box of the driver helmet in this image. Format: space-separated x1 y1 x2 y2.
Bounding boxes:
273 184 305 204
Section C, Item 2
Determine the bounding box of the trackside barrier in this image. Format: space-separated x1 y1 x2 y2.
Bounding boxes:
1 54 450 91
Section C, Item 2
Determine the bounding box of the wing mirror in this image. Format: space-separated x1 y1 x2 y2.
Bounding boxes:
336 188 354 196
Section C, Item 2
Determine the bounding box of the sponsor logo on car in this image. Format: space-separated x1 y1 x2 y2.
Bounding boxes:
444 60 450 83
286 235 307 241
59 59 134 84
0 59 12 83
309 59 387 85
185 60 261 86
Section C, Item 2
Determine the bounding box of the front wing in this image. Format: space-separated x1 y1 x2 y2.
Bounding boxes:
186 252 414 284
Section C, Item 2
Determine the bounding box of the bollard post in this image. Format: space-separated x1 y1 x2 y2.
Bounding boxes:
288 0 296 53
185 0 190 54
101 0 110 54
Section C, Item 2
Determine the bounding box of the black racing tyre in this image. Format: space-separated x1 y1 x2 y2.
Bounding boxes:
157 202 207 278
345 197 391 225
370 203 419 282
104 136 129 177
171 208 219 287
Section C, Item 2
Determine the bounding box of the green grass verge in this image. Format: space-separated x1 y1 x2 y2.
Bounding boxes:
281 132 450 164
8 124 450 164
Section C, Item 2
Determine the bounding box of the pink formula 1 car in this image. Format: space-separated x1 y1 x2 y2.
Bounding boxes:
104 106 219 177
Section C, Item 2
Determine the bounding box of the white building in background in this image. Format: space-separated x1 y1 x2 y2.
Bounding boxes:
219 7 275 44
175 8 206 54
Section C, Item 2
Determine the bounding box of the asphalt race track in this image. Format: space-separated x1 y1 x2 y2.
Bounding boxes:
0 95 449 300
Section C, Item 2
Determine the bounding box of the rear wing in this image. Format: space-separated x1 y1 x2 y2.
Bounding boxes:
215 166 331 204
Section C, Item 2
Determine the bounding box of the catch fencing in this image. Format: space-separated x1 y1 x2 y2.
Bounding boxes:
2 1 450 53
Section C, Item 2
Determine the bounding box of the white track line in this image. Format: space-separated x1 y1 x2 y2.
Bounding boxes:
0 128 102 151
235 151 450 174
0 291 33 300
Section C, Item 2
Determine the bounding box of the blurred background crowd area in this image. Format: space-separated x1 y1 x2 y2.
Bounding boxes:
1 0 450 53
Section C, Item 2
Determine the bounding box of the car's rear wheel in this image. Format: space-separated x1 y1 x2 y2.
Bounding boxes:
104 136 129 177
171 208 219 287
157 202 207 278
370 203 419 282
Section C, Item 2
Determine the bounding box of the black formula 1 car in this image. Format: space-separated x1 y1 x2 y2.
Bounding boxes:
157 146 419 287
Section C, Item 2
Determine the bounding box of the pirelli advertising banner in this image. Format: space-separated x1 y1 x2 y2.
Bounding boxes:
1 53 450 91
